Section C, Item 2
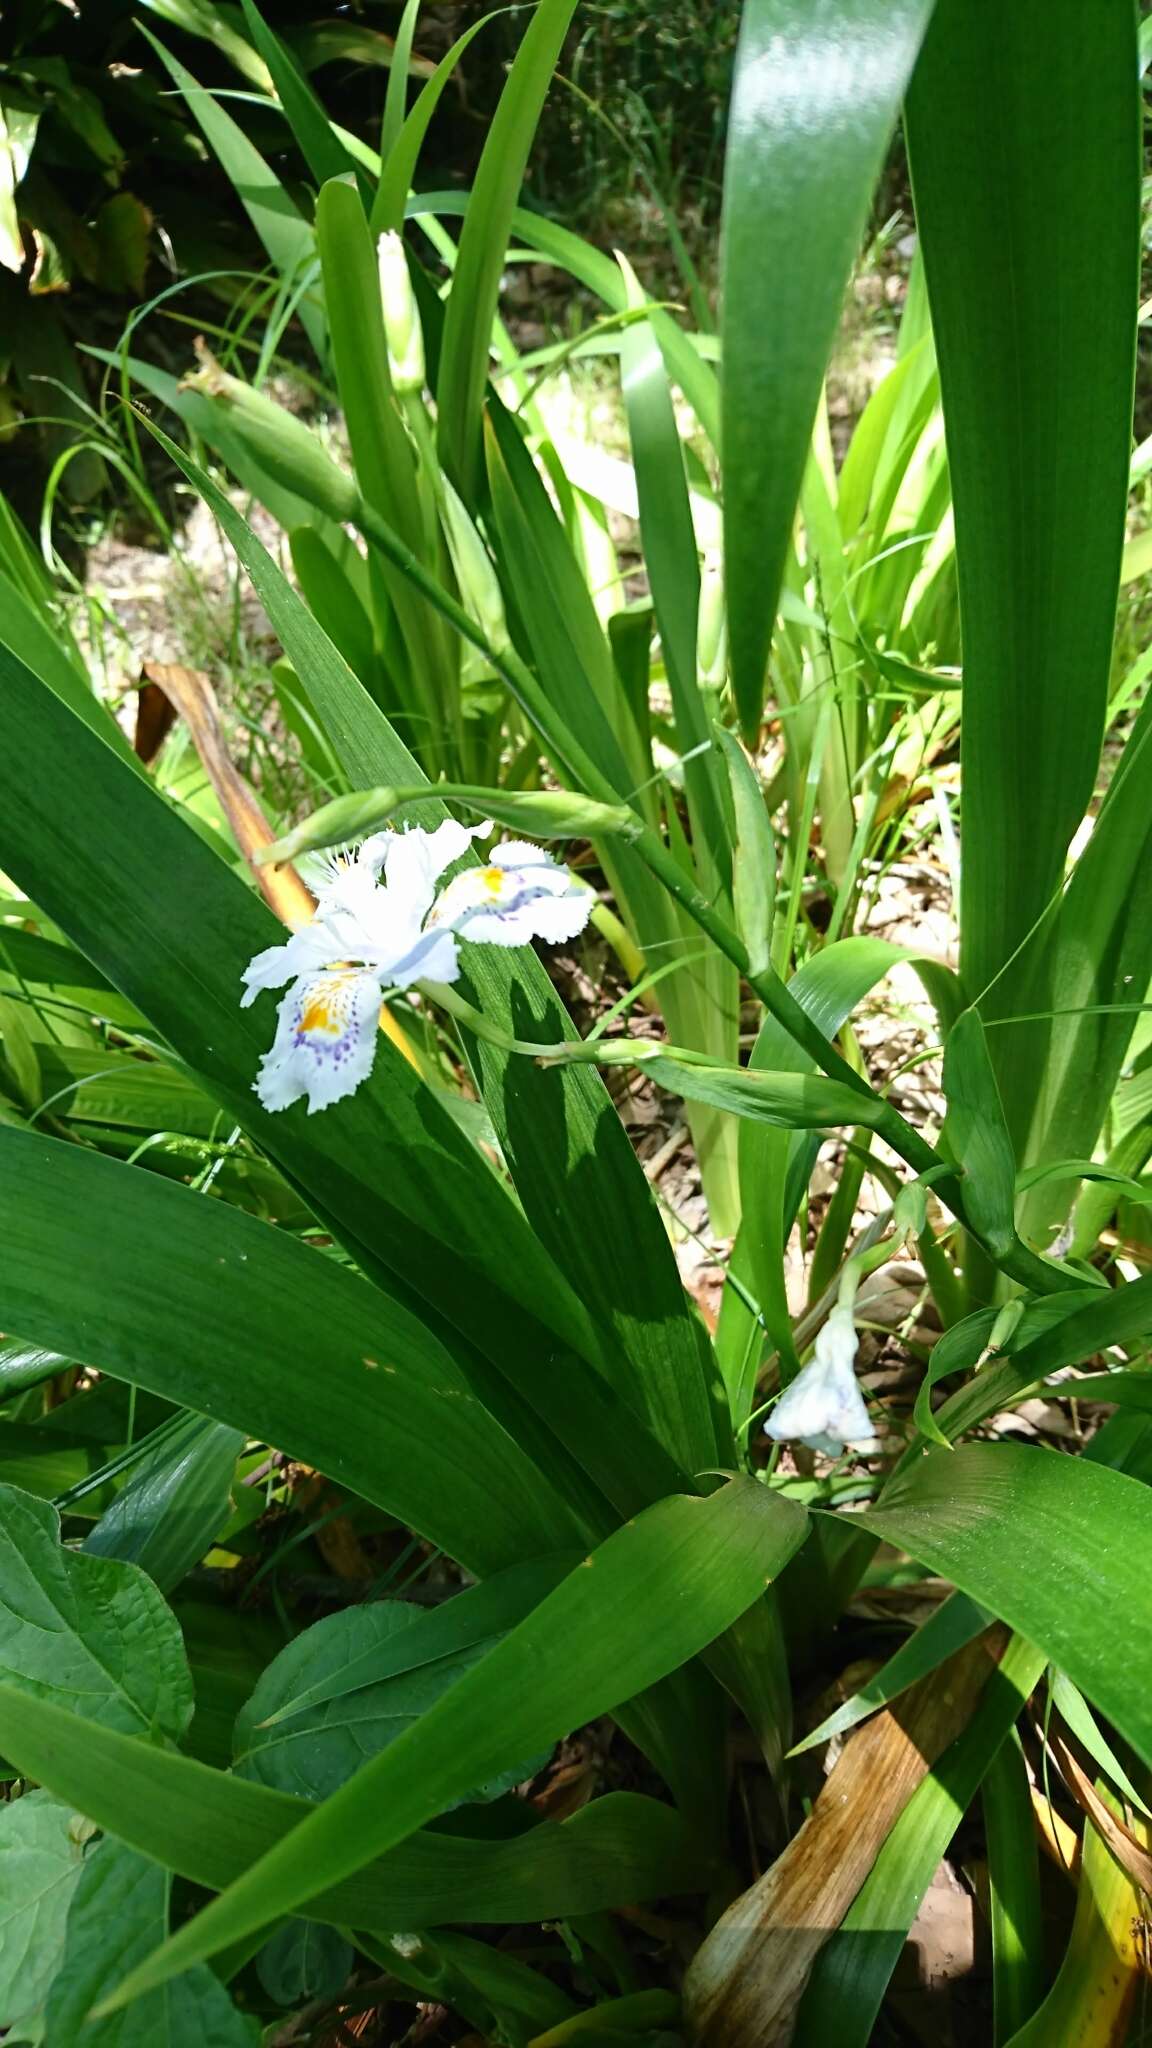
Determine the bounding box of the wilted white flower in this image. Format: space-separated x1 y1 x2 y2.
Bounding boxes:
429 840 593 948
764 1304 878 1457
242 823 593 1114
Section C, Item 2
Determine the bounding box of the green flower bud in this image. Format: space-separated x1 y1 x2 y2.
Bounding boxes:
181 341 359 526
258 782 638 867
697 557 728 690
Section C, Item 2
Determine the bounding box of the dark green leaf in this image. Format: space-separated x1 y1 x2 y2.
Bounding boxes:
83 1416 244 1596
256 1918 352 2009
233 1594 554 1804
0 1129 578 1576
906 0 1139 1069
0 1794 89 2038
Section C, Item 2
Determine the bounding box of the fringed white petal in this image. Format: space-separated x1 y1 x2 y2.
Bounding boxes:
240 923 344 1007
379 819 491 921
254 967 384 1115
431 845 593 950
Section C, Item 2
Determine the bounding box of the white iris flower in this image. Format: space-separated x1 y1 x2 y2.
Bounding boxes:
764 1304 879 1457
242 822 593 1114
428 839 594 948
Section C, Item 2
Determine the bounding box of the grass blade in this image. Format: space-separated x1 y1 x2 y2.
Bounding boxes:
435 0 580 496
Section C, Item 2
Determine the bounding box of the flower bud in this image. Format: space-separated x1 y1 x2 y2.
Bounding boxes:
697 556 727 690
259 782 637 867
181 340 359 526
377 231 425 394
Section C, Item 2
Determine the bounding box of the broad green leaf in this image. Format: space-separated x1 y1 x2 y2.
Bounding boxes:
0 1484 193 1740
852 1445 1152 1764
0 1339 67 1397
83 1416 244 1596
0 929 145 1033
101 1479 808 1999
905 1 1139 1025
1010 687 1152 1232
0 647 675 1537
244 1558 572 1730
435 0 580 495
794 1636 1048 2048
233 1596 550 1804
44 1840 259 2046
0 1795 89 2039
984 1735 1046 2045
0 576 137 766
722 0 933 735
0 1129 577 1576
0 1686 715 1929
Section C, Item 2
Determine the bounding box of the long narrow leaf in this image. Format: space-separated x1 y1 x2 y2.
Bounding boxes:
905 0 1139 1042
722 0 933 736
